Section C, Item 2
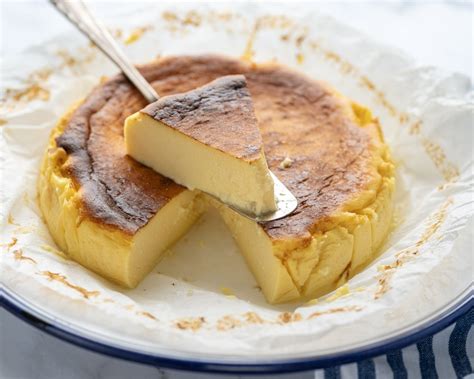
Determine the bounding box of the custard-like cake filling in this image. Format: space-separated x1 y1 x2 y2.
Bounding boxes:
125 75 276 216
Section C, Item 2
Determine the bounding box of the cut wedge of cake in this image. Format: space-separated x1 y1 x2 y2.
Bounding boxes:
124 75 277 216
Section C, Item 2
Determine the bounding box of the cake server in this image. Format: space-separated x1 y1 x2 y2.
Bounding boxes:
49 0 298 222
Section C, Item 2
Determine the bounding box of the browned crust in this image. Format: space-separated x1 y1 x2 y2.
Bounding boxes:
55 73 185 235
141 75 262 161
54 55 375 238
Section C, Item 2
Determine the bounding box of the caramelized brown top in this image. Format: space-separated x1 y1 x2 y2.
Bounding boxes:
142 75 262 161
56 55 376 238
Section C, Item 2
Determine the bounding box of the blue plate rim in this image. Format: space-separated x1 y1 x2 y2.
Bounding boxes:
1 285 472 374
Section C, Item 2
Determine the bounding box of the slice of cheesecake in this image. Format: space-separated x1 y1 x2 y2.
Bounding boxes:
124 75 277 216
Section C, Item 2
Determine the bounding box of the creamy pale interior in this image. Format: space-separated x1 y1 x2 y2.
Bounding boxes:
38 55 395 304
124 75 276 216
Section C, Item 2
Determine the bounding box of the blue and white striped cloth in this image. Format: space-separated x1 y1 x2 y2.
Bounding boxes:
314 307 473 378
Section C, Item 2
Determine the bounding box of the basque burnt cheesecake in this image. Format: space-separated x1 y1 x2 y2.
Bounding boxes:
124 75 277 216
38 55 395 304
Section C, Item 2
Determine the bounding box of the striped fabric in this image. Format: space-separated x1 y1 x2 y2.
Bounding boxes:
315 307 473 379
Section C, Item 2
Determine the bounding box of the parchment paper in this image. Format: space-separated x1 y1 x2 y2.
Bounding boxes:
1 2 472 357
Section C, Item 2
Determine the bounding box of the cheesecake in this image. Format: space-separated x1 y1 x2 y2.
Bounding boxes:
124 75 277 216
38 55 395 303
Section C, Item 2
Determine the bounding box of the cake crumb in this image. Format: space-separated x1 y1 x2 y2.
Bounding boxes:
220 287 235 297
279 156 293 169
325 284 350 302
278 312 302 324
296 53 304 64
124 26 152 45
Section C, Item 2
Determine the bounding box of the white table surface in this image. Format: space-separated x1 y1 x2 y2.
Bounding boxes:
1 1 472 378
